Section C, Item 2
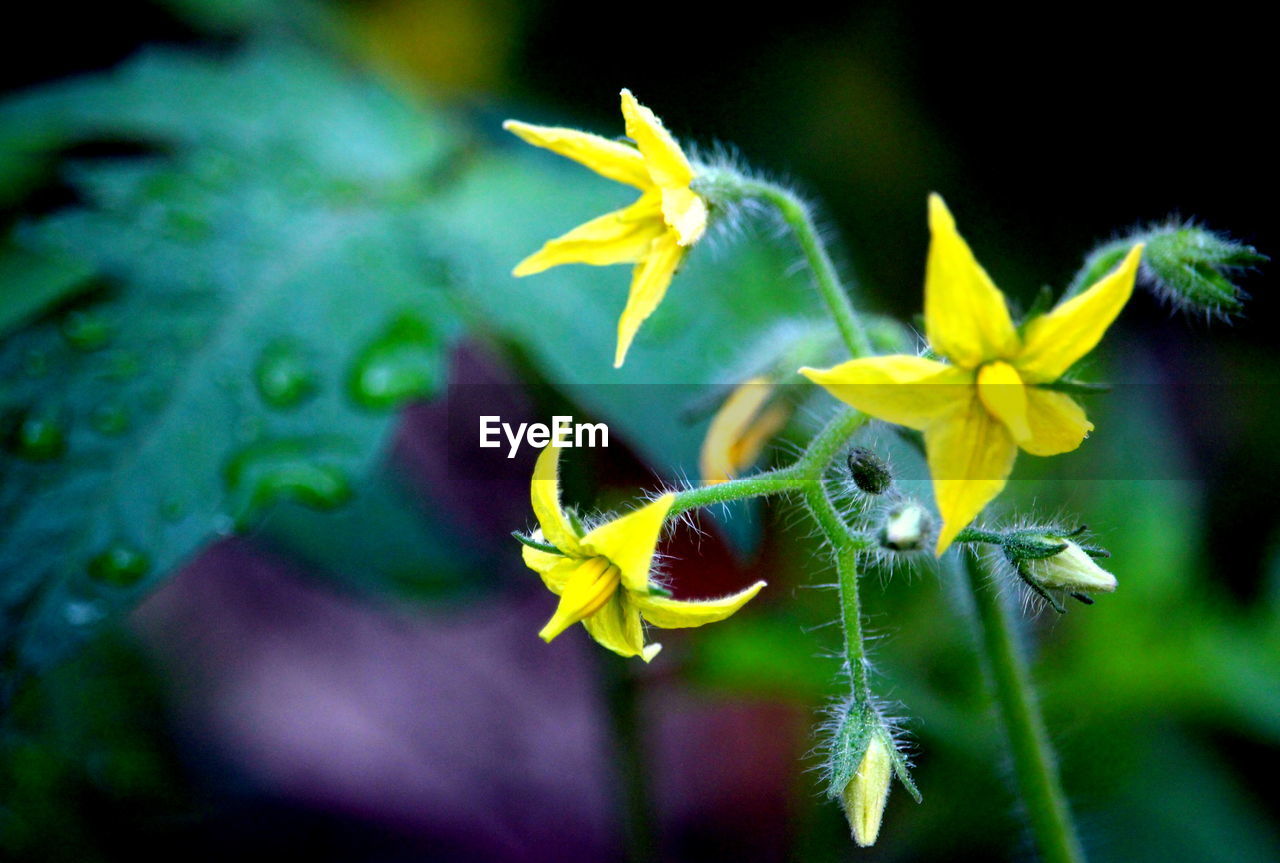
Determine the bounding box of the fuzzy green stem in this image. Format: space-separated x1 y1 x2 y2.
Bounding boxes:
962 552 1086 863
805 483 871 699
696 173 872 359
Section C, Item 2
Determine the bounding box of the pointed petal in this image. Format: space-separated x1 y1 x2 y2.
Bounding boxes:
924 194 1020 367
503 119 650 189
614 232 684 367
530 445 583 555
512 193 666 276
976 360 1031 443
700 377 780 483
1020 388 1094 456
635 580 767 629
538 557 620 642
582 493 674 594
582 592 659 661
620 89 695 190
660 186 708 246
925 394 1018 554
1017 244 1144 382
800 355 973 431
522 547 580 594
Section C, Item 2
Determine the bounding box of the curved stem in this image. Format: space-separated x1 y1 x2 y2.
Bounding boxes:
962 552 1086 863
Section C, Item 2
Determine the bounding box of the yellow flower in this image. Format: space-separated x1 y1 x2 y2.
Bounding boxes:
802 195 1143 554
699 377 791 484
504 89 708 368
841 735 893 847
522 445 765 660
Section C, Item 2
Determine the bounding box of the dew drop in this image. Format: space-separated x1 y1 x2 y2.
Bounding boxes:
223 437 353 526
90 401 130 436
87 544 151 588
347 315 443 411
254 340 318 409
7 411 67 461
65 600 106 627
60 310 112 352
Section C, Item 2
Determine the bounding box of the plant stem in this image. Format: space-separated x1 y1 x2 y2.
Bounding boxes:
805 483 871 699
698 173 872 359
962 552 1086 863
601 652 658 863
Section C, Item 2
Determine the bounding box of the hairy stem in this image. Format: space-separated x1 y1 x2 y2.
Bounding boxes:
962 552 1086 863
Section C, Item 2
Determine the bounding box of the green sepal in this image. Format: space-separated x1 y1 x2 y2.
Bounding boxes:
1016 284 1056 336
511 532 564 556
888 743 922 804
1036 378 1111 397
647 584 673 598
826 701 876 799
564 506 588 538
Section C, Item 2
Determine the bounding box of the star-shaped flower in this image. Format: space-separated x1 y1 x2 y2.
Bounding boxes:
504 89 708 367
699 376 791 484
520 445 765 660
802 195 1143 554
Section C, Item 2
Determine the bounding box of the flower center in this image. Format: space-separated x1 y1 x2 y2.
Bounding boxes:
976 361 1031 442
537 556 622 642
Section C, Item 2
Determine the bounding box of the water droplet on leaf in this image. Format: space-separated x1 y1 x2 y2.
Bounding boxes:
224 437 353 526
90 402 130 436
60 310 112 351
7 411 67 461
254 341 317 408
88 544 151 588
348 315 444 411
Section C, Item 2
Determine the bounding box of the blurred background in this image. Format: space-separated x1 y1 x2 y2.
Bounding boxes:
1 1 1276 861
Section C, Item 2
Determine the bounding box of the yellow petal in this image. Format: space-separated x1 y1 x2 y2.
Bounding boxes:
924 194 1020 368
503 119 650 189
521 541 579 593
619 89 695 190
582 592 661 661
581 493 674 594
925 394 1018 554
512 191 665 276
660 185 708 246
634 580 767 629
699 377 782 484
538 557 621 643
1020 388 1094 456
1016 244 1144 383
530 445 583 555
800 355 972 431
976 361 1031 443
614 232 684 367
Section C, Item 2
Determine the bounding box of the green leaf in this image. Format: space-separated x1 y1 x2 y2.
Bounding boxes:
0 244 96 339
0 44 460 684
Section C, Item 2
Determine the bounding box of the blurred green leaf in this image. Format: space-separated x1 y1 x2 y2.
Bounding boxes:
0 244 95 338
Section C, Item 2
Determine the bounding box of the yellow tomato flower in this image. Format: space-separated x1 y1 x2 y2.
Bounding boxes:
699 377 791 484
523 445 766 660
802 195 1144 554
504 89 708 368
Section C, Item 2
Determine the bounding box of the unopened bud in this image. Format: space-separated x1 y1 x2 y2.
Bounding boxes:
1022 538 1117 593
841 735 892 847
847 447 892 495
880 502 931 552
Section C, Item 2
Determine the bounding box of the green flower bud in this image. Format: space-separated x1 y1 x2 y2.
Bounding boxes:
841 735 893 847
847 447 891 495
1022 538 1117 594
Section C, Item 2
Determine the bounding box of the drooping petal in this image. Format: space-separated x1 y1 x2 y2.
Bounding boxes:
521 542 579 594
976 360 1031 443
620 89 695 190
800 355 973 431
700 377 784 484
503 119 650 189
614 232 684 367
530 445 583 555
634 580 767 629
1016 244 1144 383
538 557 621 642
581 493 674 594
925 394 1018 554
512 192 666 276
660 185 708 246
924 194 1020 368
582 592 661 661
1020 388 1094 456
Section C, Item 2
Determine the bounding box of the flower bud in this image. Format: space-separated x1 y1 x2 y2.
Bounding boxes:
841 735 892 847
847 447 891 495
1022 538 1117 593
880 502 931 552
